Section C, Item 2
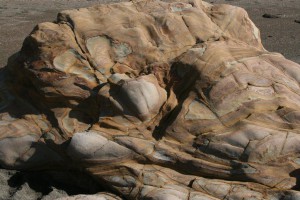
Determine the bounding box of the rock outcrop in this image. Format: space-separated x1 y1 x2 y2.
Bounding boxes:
1 0 300 199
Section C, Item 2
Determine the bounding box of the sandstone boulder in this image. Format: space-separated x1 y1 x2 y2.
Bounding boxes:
1 0 300 199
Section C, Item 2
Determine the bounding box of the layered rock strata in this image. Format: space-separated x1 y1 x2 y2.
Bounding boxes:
1 0 300 199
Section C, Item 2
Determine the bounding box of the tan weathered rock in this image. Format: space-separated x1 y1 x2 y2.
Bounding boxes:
1 0 300 199
56 193 123 200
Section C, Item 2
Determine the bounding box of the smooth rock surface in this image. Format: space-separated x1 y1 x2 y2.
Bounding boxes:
1 0 300 199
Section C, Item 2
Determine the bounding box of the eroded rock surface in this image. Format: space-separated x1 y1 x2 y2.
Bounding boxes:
1 0 300 199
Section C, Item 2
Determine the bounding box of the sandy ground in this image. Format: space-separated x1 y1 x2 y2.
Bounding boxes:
0 0 299 68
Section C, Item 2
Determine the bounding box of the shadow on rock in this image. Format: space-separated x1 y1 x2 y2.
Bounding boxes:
290 169 300 190
7 170 106 196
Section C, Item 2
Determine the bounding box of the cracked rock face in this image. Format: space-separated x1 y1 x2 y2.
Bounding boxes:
1 0 300 199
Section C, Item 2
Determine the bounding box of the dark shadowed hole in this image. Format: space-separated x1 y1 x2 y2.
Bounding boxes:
153 62 199 140
7 169 106 196
290 168 300 190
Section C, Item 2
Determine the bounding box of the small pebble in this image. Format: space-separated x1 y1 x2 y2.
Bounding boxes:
262 13 280 18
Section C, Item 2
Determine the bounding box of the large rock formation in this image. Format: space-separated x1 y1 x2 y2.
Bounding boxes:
1 0 300 199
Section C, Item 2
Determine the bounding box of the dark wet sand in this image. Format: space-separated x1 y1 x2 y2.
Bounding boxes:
0 0 299 68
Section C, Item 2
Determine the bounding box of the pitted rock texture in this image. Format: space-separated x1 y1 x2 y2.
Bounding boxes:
1 0 300 199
